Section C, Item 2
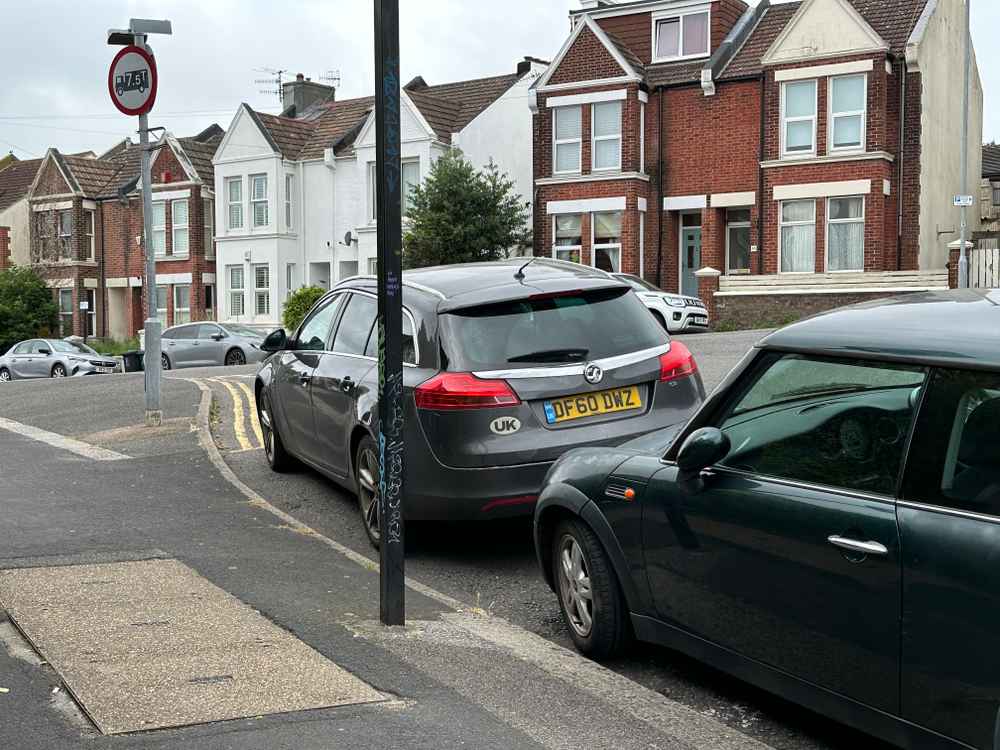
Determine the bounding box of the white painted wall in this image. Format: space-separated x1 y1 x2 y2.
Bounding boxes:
453 62 546 229
914 0 984 270
0 199 30 265
763 0 886 65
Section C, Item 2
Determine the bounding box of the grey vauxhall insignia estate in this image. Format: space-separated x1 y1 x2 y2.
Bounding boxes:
159 322 268 370
255 259 706 546
0 339 117 381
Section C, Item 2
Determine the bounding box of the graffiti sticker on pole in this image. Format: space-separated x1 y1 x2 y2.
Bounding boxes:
108 45 157 116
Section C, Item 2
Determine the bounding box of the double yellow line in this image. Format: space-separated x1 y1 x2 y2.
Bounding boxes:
207 377 264 452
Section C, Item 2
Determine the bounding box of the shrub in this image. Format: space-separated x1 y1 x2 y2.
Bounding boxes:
0 266 58 353
282 285 326 331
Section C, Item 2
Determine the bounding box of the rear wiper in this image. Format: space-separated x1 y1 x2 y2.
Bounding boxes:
507 348 589 363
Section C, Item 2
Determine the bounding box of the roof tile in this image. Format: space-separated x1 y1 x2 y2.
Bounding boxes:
0 158 42 212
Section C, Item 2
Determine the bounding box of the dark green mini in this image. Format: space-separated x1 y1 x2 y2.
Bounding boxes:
534 290 1000 750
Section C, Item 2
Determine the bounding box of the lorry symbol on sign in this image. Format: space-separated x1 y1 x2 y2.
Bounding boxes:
115 69 149 97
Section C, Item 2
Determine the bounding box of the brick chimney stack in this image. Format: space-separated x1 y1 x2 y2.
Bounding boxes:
281 72 336 115
0 227 10 271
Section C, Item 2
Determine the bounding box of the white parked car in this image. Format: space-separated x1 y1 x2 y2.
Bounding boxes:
612 274 709 333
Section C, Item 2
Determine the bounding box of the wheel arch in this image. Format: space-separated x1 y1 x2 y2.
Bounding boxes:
535 485 646 615
225 346 245 364
350 425 376 477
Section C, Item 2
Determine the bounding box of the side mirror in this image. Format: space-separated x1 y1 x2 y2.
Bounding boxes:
38 348 51 356
261 328 288 353
211 333 226 341
676 427 731 477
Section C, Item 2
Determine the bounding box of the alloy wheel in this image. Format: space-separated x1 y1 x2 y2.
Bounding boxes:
259 395 274 462
52 364 66 378
558 535 594 638
357 445 381 544
226 349 246 366
0 369 10 382
161 353 170 370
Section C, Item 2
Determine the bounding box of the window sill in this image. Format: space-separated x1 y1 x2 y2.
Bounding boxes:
651 53 710 65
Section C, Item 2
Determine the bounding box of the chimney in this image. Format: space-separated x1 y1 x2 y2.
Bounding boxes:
282 72 336 115
0 226 10 271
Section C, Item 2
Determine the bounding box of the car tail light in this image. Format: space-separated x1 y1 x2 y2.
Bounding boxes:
415 372 521 410
659 342 698 382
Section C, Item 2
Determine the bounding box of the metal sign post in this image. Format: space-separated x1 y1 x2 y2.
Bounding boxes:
957 0 972 289
108 19 170 426
374 0 405 626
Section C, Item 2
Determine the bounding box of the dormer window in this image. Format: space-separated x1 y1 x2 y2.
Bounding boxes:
653 8 709 62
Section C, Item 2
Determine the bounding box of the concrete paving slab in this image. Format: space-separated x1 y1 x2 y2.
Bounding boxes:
0 559 385 735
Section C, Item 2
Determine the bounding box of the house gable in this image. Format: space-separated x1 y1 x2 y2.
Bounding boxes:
762 0 888 66
213 106 278 163
29 152 76 198
354 91 436 150
535 16 640 90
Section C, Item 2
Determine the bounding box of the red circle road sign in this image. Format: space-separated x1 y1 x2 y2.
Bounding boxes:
108 45 158 116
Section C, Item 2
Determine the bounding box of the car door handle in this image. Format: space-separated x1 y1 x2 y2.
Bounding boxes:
827 535 889 556
341 376 354 393
299 373 313 386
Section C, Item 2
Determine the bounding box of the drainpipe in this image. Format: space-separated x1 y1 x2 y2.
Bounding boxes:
98 204 107 337
897 59 906 270
655 87 665 288
757 74 766 276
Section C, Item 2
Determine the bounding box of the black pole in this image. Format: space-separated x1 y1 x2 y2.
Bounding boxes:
374 0 405 626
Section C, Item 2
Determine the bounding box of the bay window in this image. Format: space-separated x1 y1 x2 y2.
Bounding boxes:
171 199 189 257
228 265 244 317
829 75 866 151
250 174 268 227
204 199 215 259
85 211 95 261
553 215 582 263
593 211 622 273
592 101 622 171
254 263 270 316
402 160 419 217
653 9 709 61
781 80 817 157
151 201 166 255
226 177 243 230
779 200 815 273
553 106 582 174
58 210 72 259
826 196 865 272
285 174 294 230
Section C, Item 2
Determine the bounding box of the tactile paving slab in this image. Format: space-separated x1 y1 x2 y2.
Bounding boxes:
0 559 384 734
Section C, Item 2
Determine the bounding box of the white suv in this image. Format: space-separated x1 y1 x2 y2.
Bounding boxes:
613 273 709 333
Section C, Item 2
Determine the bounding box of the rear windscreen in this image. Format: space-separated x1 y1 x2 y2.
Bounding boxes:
439 287 667 371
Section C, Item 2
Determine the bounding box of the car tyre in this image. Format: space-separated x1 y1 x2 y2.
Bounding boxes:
355 435 381 549
161 353 171 370
51 363 67 378
226 348 246 366
258 390 293 472
552 518 630 659
651 310 670 333
0 367 11 382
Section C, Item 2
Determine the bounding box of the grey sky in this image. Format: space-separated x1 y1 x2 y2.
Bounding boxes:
0 1 996 160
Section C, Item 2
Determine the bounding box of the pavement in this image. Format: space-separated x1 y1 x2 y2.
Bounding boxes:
0 331 891 750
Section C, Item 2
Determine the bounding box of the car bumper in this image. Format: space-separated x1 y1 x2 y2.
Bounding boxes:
70 362 118 376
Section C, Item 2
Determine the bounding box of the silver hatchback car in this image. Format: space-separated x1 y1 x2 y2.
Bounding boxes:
0 339 117 381
159 322 268 370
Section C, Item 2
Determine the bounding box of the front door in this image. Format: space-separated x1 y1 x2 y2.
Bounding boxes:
680 216 701 297
726 209 751 273
644 351 927 713
311 293 378 476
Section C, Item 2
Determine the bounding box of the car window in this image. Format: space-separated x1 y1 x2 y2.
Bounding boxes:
197 324 223 340
295 295 344 351
31 341 51 354
713 353 926 496
13 341 32 354
903 369 1000 517
438 287 667 371
168 325 197 341
364 310 417 365
50 340 96 355
333 294 377 356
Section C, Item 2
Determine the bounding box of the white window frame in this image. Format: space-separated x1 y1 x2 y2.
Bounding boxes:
171 198 189 258
651 6 711 63
58 288 73 336
402 159 419 218
553 105 582 175
226 177 243 230
367 257 378 275
205 283 216 319
203 198 215 259
57 209 72 259
778 200 817 274
156 284 168 325
84 210 95 261
591 101 622 172
551 214 582 264
591 211 623 273
825 196 865 273
253 263 270 317
151 201 166 256
725 208 753 273
228 265 244 318
639 211 646 279
285 174 294 230
368 162 378 223
285 262 296 298
250 174 268 228
828 74 867 154
780 80 818 159
173 284 191 325
640 102 646 174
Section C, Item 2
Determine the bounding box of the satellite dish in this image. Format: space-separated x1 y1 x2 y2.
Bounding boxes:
343 231 354 246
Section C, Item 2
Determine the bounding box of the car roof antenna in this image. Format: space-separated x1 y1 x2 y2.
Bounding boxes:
514 257 536 281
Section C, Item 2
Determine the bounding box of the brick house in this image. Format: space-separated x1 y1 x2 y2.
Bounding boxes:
19 126 222 340
530 0 983 326
0 156 43 267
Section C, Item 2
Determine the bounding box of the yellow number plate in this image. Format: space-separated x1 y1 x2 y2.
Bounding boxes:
543 386 643 424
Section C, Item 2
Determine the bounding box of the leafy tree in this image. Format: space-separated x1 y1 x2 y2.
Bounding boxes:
282 285 326 331
403 149 532 269
0 266 57 353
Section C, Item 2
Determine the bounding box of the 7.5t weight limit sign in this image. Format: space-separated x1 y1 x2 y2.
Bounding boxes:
108 45 157 116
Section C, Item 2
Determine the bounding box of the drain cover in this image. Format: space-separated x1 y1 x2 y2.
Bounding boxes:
0 559 383 734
